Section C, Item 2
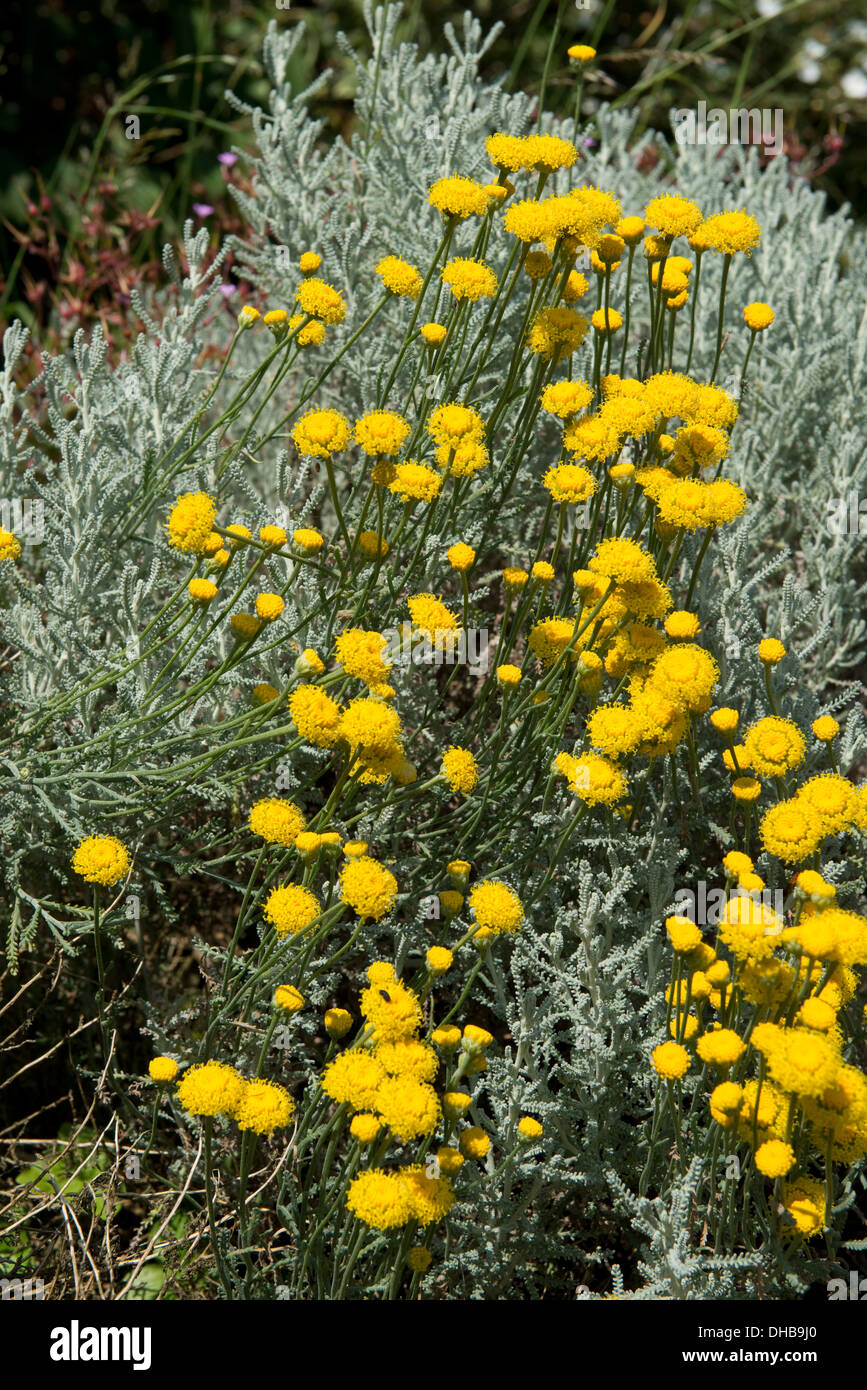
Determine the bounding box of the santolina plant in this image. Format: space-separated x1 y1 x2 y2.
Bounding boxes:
1 7 866 1301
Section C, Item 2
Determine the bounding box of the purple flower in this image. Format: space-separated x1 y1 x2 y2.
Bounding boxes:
218 152 239 167
219 283 236 299
583 137 597 149
192 202 214 218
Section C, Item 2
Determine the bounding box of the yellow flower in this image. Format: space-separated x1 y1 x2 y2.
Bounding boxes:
389 461 442 504
0 527 22 561
166 491 217 554
249 797 305 846
399 1165 456 1224
447 542 475 572
425 946 453 977
255 592 284 622
71 835 131 886
710 707 739 734
459 1126 490 1160
782 1177 825 1237
322 1051 388 1110
354 410 411 458
420 322 447 346
665 915 702 953
428 175 490 219
350 1113 382 1145
647 644 719 712
263 883 321 937
796 773 856 834
427 402 485 447
236 1079 295 1135
299 252 322 274
177 1061 245 1118
518 1116 543 1139
340 857 399 922
408 1246 432 1272
273 984 304 1013
148 1056 178 1083
293 527 325 553
292 408 351 459
376 255 422 298
288 684 342 747
441 256 498 301
543 462 597 505
760 799 824 864
651 1041 690 1079
644 194 703 239
441 746 478 795
335 628 391 686
568 43 596 62
812 715 839 743
375 1075 440 1140
294 277 346 323
468 880 524 934
324 1007 353 1039
360 964 422 1042
696 1028 746 1068
699 209 762 256
432 1025 462 1050
346 1169 412 1229
744 301 774 331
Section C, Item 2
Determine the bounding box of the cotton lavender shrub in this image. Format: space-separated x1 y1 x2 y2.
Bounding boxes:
1 4 866 1302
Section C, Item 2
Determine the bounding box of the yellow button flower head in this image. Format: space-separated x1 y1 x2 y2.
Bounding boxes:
524 250 553 280
288 684 342 748
812 715 839 743
485 133 535 173
568 752 627 806
588 536 656 585
441 747 478 795
360 964 421 1042
258 525 287 548
289 314 326 347
468 880 524 935
709 707 739 734
427 402 485 448
568 44 596 62
447 542 476 572
417 325 446 353
230 612 261 640
375 1039 438 1081
339 697 402 759
322 1051 388 1110
439 889 463 917
460 1126 490 1160
718 892 781 962
263 883 321 937
340 856 399 922
236 1078 295 1135
71 835 131 886
664 610 701 640
255 592 284 622
294 277 346 324
324 1007 353 1039
274 984 304 1013
665 915 702 953
407 593 460 642
441 256 498 301
647 644 719 713
783 1177 826 1237
292 408 351 459
732 777 762 802
518 1116 543 1140
651 1041 690 1079
166 491 217 554
699 209 762 256
375 1075 440 1140
527 133 578 173
249 797 305 846
432 1025 462 1050
148 1056 178 1083
428 175 490 219
743 716 805 777
532 561 555 583
399 1165 456 1225
177 1061 245 1118
796 773 856 834
502 567 528 591
0 527 22 561
376 254 423 298
335 628 392 686
709 1081 743 1128
237 305 261 328
436 1145 465 1175
346 1169 412 1229
299 252 322 274
543 463 597 505
408 1246 432 1273
759 637 786 665
293 527 325 553
744 301 774 332
388 460 442 504
644 194 703 239
540 379 594 419
350 1114 382 1145
696 1028 747 1068
354 409 410 458
528 305 589 359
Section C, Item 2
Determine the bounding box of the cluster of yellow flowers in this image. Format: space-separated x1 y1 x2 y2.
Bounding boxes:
653 845 867 1239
